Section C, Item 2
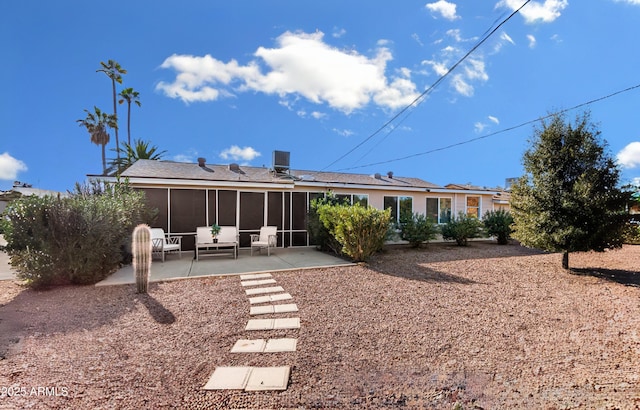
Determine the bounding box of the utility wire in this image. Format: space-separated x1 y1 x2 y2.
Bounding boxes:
334 82 640 172
321 0 531 171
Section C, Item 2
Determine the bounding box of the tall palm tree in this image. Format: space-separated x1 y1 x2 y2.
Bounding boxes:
107 138 167 175
118 87 141 146
77 107 117 174
97 60 127 162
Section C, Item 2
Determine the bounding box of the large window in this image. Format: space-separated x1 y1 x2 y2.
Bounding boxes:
426 197 452 224
466 196 480 218
334 193 369 207
384 196 412 223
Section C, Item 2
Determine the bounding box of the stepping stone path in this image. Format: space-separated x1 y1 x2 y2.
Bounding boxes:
203 272 299 392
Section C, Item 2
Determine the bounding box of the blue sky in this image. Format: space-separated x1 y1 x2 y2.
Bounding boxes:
2 0 640 192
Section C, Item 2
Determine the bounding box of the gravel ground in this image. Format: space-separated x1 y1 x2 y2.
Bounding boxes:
0 242 639 409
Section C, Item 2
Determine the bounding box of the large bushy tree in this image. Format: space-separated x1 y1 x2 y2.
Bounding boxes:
510 112 629 269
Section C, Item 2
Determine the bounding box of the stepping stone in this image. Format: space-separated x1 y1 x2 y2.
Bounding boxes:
230 339 266 353
245 318 300 331
264 338 297 352
274 318 300 329
203 366 290 391
203 366 252 390
241 279 277 287
246 319 274 331
274 303 299 314
245 286 285 296
230 338 297 353
240 273 273 280
249 293 292 305
245 366 291 391
249 303 298 316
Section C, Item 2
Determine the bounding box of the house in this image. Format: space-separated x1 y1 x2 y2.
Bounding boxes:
97 152 509 250
0 181 68 214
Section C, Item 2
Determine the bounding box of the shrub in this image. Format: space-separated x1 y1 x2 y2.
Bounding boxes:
483 209 514 245
308 193 346 255
316 203 391 262
624 221 640 245
400 212 439 248
441 212 484 246
3 179 152 288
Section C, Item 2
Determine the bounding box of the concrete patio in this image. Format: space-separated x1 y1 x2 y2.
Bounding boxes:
96 247 354 287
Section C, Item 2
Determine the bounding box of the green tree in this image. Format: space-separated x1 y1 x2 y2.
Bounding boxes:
97 59 127 162
510 112 629 269
107 138 167 175
118 87 141 146
77 106 117 174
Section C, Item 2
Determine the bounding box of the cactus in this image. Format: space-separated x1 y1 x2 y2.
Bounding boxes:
132 224 152 294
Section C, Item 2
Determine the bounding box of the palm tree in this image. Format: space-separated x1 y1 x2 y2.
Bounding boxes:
107 138 167 175
118 87 141 146
77 107 117 174
97 60 127 162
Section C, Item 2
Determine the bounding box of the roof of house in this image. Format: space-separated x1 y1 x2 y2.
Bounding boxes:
116 159 442 190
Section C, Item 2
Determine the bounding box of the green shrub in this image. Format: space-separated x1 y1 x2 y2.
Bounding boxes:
624 222 640 244
308 193 346 255
441 212 484 246
316 203 391 262
482 209 514 245
400 212 439 248
3 179 152 288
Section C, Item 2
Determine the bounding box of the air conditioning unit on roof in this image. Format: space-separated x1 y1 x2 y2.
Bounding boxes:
273 150 290 173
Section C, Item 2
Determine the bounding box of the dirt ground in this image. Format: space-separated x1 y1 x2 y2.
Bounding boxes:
0 242 639 409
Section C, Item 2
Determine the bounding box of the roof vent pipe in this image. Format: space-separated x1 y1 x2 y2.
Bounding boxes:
374 172 382 180
387 171 393 179
197 157 206 167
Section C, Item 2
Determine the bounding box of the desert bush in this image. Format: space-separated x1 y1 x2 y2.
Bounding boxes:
624 221 640 244
441 212 484 246
308 193 346 255
316 203 391 262
483 209 514 245
3 179 151 288
400 212 439 248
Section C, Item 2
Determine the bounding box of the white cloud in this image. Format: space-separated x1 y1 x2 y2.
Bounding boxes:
614 0 640 4
332 27 346 38
219 145 261 162
474 122 487 133
500 32 515 45
412 33 424 46
497 0 568 24
157 31 420 114
0 152 27 180
527 34 537 48
311 111 326 119
422 50 489 97
617 142 640 169
426 0 460 20
333 128 355 137
488 115 500 124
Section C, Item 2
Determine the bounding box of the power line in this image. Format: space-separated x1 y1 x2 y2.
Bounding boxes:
334 82 640 172
321 0 531 171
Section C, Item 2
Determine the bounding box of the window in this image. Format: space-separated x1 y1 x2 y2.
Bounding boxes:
426 197 452 224
384 196 412 223
353 194 368 207
466 196 480 218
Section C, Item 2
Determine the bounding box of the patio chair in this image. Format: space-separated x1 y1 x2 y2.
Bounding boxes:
250 226 278 256
150 228 182 262
195 226 238 260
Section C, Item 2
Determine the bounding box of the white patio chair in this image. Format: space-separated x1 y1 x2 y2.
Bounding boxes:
250 226 278 256
150 228 182 262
